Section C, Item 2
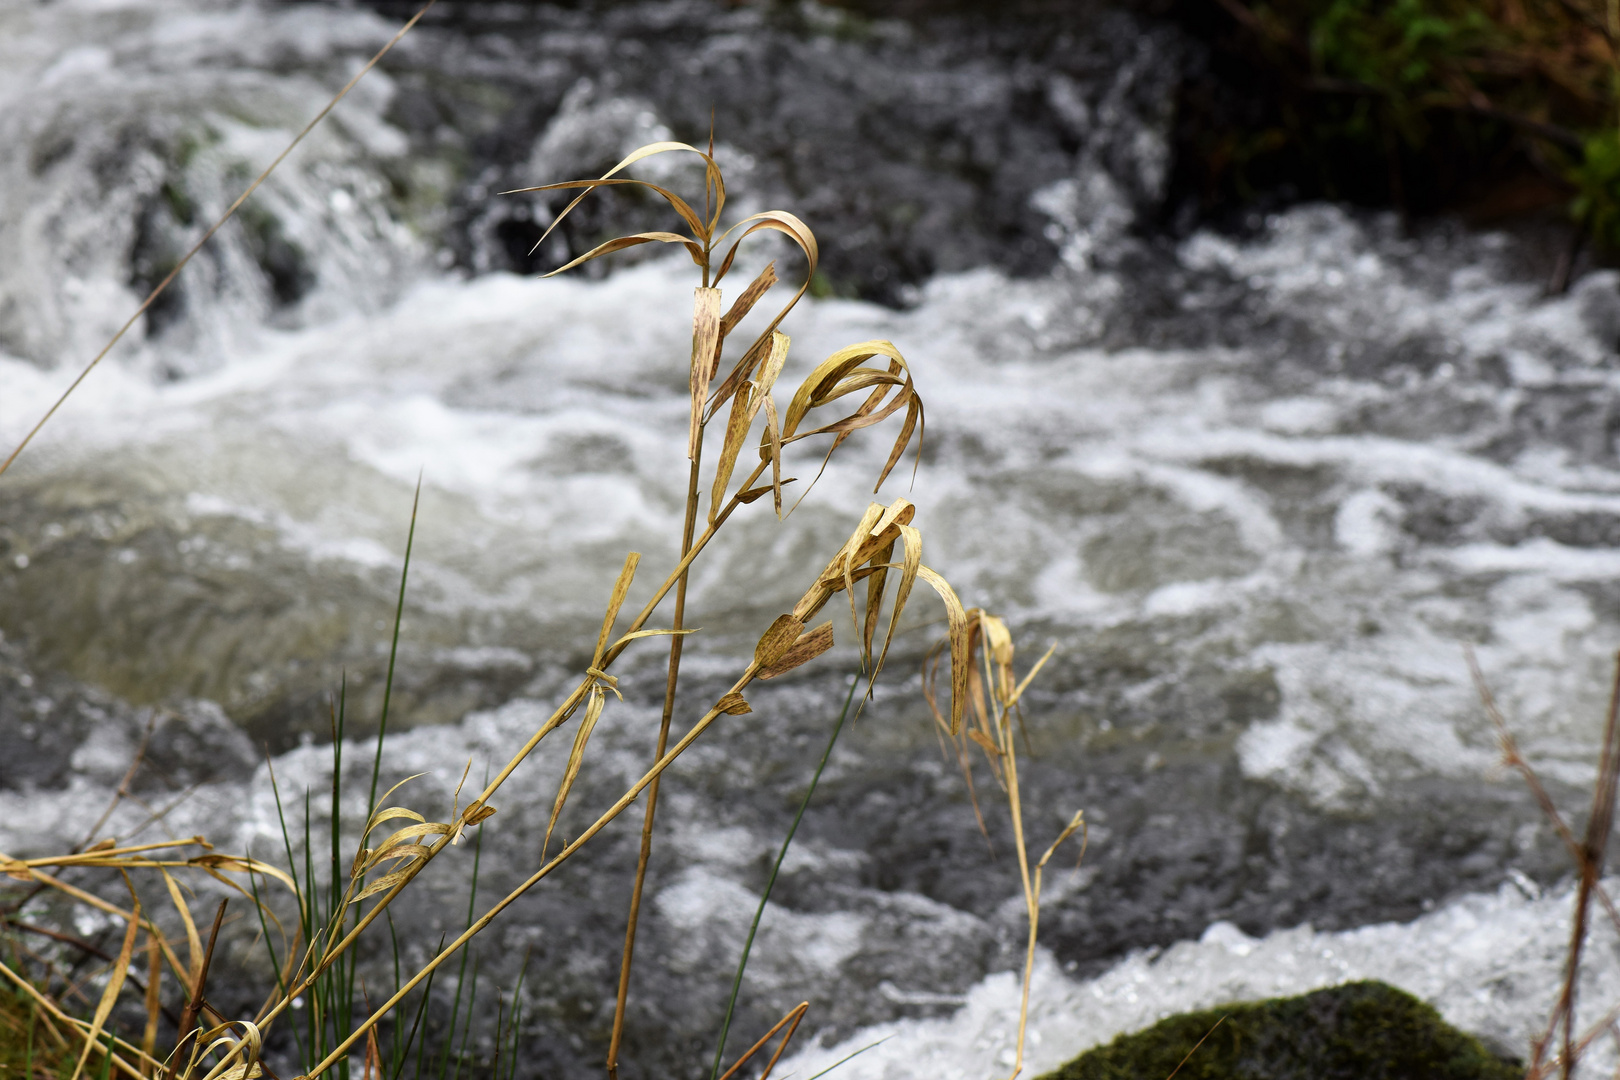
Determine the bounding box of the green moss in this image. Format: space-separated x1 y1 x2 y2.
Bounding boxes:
1038 980 1520 1080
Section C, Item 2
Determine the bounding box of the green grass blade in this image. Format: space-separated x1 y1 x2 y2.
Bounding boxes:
710 673 860 1080
369 480 421 821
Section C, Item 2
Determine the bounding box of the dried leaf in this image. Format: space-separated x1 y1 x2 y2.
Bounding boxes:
608 627 697 652
594 552 642 668
544 686 607 859
161 870 203 986
690 288 724 460
736 476 795 504
870 522 921 688
505 140 722 250
720 262 778 342
916 566 970 736
714 211 818 289
540 231 704 278
68 900 140 1080
754 614 807 669
762 393 785 516
463 803 498 826
366 806 424 829
775 340 923 505
757 623 835 679
968 729 1003 758
716 692 753 715
706 269 785 419
710 381 755 521
356 867 417 902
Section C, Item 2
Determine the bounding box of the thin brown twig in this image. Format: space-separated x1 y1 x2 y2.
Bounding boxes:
1165 1016 1228 1080
166 899 226 1080
715 1002 809 1080
607 449 704 1078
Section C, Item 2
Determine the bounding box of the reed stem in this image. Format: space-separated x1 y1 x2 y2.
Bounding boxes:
607 449 704 1077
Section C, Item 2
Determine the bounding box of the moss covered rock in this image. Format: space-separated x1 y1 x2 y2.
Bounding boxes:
1038 980 1520 1080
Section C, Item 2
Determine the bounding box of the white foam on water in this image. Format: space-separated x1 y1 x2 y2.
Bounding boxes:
779 878 1620 1079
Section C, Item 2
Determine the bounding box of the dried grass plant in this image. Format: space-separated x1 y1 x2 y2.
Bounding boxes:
0 5 1078 1079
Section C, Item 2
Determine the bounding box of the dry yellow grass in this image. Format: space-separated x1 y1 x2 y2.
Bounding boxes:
0 5 1050 1075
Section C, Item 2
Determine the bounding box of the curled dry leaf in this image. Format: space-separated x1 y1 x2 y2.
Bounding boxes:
544 685 609 859
757 622 835 680
689 288 723 460
755 614 807 669
716 693 753 716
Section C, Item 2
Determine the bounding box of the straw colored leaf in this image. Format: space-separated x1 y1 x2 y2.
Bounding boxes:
707 270 784 420
161 870 204 985
356 866 420 902
916 566 970 736
776 340 923 503
755 614 807 669
609 628 697 651
594 552 642 668
366 806 424 829
544 686 608 858
968 729 1003 757
869 522 922 688
757 623 835 680
719 262 778 342
736 475 795 504
68 900 140 1080
462 802 498 827
714 211 818 287
716 693 753 715
690 288 724 460
711 381 756 521
761 393 786 515
540 231 705 278
506 140 722 249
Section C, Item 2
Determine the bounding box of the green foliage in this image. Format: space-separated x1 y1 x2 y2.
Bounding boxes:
1572 129 1620 248
1038 980 1519 1080
1195 0 1620 236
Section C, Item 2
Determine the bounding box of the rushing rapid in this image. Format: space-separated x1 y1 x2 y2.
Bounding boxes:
2 1 1617 1075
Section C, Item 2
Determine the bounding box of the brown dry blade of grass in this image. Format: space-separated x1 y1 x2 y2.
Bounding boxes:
160 872 206 994
776 340 924 509
67 899 141 1080
710 331 790 523
756 622 835 680
690 289 725 460
0 1 436 481
714 1001 809 1080
294 499 976 1079
503 141 725 263
143 932 163 1076
924 612 1072 1079
188 1020 264 1080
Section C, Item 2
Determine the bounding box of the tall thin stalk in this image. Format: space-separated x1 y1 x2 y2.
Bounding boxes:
606 451 702 1079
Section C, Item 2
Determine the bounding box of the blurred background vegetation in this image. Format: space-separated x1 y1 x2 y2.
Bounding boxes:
1167 0 1620 278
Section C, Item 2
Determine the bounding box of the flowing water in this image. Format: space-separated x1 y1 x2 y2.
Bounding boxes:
2 1 1618 1076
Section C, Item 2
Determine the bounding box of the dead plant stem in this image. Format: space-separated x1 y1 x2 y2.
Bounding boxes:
607 450 704 1077
249 460 772 1041
301 664 766 1080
